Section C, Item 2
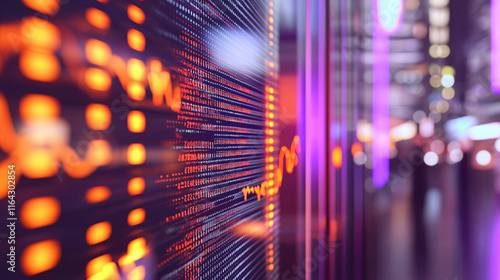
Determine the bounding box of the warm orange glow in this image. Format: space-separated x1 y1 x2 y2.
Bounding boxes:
269 95 275 101
86 39 112 66
128 29 145 52
21 240 61 276
128 111 146 133
127 82 146 100
22 0 59 15
128 177 145 195
269 33 274 39
21 148 58 178
233 221 267 238
128 58 146 81
21 17 60 50
128 208 146 226
20 50 60 82
85 186 111 204
86 254 112 278
351 142 363 156
127 143 146 165
86 222 112 245
86 103 111 130
269 62 275 68
269 204 274 210
269 17 274 23
243 136 299 200
128 5 145 24
147 60 182 111
269 104 275 110
127 265 146 280
20 197 60 229
333 146 342 168
119 237 147 268
85 68 112 91
19 94 60 123
86 8 111 30
88 139 112 166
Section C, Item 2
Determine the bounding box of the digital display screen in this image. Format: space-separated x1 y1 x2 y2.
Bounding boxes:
0 0 288 279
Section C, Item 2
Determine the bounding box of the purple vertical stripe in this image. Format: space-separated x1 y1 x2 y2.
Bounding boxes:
492 0 500 93
372 2 391 188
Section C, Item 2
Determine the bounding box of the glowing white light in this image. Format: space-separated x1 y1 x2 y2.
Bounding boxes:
390 121 417 142
476 150 492 166
419 117 435 138
467 122 500 140
424 151 439 166
441 74 455 88
448 149 463 163
496 139 500 152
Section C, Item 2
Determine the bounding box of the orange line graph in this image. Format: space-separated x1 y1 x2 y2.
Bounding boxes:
242 135 299 201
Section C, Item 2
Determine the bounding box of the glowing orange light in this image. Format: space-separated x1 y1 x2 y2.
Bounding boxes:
333 146 342 168
127 143 146 165
269 204 274 210
269 17 274 24
269 95 275 101
128 29 145 52
128 58 146 81
86 104 111 130
269 138 274 144
86 254 112 278
128 265 146 280
88 139 112 166
269 146 274 152
85 186 111 204
128 5 145 24
269 212 274 218
351 142 363 156
20 197 60 229
85 68 112 91
269 33 274 39
269 25 274 31
86 222 112 245
19 94 60 123
21 240 61 276
21 149 58 178
269 104 275 110
128 177 145 195
269 121 274 127
269 87 275 94
22 0 59 15
21 17 60 50
128 111 146 133
127 82 146 100
269 8 274 15
86 39 112 66
86 8 111 30
128 208 146 226
20 50 60 82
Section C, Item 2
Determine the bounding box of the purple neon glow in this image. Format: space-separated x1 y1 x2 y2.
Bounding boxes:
492 0 500 93
371 0 403 188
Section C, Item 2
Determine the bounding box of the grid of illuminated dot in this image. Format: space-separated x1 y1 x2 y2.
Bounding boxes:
266 0 277 275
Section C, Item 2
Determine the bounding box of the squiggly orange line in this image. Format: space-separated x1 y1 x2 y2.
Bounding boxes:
242 135 299 201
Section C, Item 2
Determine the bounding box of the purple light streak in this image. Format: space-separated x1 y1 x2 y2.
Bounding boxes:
492 0 500 93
